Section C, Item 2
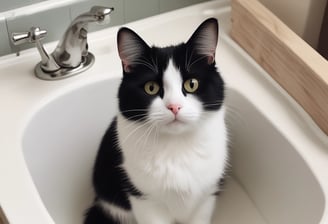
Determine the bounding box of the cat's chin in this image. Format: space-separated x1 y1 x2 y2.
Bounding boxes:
160 120 195 135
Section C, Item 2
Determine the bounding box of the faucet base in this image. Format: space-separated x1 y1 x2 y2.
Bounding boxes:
35 53 95 80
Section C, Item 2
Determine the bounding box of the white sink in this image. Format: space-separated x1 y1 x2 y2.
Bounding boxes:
1 1 327 224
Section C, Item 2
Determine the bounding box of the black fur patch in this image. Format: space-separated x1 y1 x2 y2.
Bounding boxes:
172 43 224 111
84 204 121 224
88 118 142 213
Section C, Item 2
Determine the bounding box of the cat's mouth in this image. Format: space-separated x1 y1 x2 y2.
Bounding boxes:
161 117 194 134
167 117 186 126
168 119 182 125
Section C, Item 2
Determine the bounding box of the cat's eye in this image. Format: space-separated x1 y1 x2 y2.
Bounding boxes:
183 78 199 93
144 81 160 95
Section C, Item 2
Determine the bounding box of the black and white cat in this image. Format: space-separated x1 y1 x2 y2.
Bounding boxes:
84 18 228 224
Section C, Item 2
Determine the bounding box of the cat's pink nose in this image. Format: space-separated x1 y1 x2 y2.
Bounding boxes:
167 104 182 115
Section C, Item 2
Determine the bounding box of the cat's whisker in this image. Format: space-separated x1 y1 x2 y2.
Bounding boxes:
135 123 152 148
120 111 165 120
203 104 222 107
120 119 154 144
136 120 154 148
119 111 167 135
152 123 160 147
185 47 194 72
120 115 165 146
148 112 167 122
202 100 224 108
186 48 196 72
202 100 224 106
140 122 158 150
184 47 188 71
150 56 159 73
120 114 149 128
120 109 149 113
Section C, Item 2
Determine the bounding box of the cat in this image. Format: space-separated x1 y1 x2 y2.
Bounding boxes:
84 17 228 224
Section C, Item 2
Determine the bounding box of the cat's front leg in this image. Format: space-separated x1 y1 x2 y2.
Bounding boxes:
130 197 174 224
188 195 216 224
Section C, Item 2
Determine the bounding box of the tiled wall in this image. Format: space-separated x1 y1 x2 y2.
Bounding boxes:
0 0 44 12
0 0 209 57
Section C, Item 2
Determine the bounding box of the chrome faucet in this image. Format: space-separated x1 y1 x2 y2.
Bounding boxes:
11 6 114 80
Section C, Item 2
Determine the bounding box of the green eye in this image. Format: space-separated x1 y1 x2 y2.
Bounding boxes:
183 78 199 93
144 81 160 95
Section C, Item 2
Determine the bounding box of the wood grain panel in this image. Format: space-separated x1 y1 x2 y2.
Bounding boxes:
0 206 8 224
230 0 328 135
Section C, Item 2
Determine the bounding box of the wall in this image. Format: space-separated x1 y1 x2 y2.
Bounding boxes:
0 0 327 57
0 0 208 57
259 0 327 49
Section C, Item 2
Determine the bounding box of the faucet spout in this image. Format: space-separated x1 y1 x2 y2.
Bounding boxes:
87 6 113 24
52 6 114 68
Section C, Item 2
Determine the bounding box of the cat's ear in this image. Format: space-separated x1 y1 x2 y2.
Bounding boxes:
117 27 150 73
186 18 218 64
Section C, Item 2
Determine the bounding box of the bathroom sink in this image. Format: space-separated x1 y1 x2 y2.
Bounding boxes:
1 1 327 224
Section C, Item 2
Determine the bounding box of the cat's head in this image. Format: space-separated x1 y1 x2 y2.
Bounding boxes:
117 18 224 134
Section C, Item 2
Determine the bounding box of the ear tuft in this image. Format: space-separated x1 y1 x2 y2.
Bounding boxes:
187 18 219 64
117 28 149 72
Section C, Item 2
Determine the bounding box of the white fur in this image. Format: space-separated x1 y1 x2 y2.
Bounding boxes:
100 200 136 224
116 60 228 224
151 60 204 134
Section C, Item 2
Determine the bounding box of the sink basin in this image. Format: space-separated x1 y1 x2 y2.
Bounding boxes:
22 81 325 224
1 1 327 223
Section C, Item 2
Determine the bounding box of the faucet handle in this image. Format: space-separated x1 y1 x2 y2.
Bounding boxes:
11 27 47 45
12 27 60 73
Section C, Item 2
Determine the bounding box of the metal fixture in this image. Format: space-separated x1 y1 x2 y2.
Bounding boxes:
11 6 114 80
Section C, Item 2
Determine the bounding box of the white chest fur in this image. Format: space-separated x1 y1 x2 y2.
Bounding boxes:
116 108 227 222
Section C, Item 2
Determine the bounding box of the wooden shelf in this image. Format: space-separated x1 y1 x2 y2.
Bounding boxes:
230 0 328 136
